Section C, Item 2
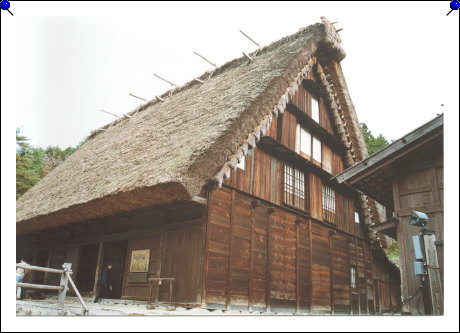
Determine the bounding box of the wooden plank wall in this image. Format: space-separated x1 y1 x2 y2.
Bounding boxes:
205 187 400 314
393 158 443 314
122 219 205 304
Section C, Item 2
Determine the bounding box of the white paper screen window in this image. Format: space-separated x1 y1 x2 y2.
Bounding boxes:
311 97 320 123
354 212 360 224
312 136 322 162
300 127 312 156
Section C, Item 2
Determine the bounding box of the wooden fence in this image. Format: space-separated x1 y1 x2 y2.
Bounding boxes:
16 263 89 315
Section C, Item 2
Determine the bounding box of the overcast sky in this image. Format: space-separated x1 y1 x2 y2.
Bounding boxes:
3 1 458 148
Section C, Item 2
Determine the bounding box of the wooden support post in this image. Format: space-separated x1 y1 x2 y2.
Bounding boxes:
329 230 334 315
226 190 236 310
423 232 443 315
57 263 71 309
266 207 275 313
248 204 256 312
93 241 104 294
295 220 300 314
308 220 313 314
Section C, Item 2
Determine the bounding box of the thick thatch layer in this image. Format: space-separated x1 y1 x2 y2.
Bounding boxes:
17 18 346 233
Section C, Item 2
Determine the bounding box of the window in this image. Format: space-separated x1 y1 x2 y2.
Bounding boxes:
311 96 320 123
354 211 360 224
236 155 245 170
350 266 356 288
296 125 321 163
284 164 306 210
312 136 322 163
322 185 336 223
299 127 312 157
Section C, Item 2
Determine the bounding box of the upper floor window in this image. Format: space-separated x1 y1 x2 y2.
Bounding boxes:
322 185 336 223
311 96 320 123
236 155 245 170
296 125 322 163
283 164 306 211
312 136 322 163
354 211 360 224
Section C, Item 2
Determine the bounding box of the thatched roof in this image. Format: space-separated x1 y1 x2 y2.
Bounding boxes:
17 18 346 233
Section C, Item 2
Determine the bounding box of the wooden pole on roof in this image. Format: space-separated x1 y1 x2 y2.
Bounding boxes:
239 30 260 48
153 73 177 87
193 51 217 68
101 109 120 118
129 93 147 102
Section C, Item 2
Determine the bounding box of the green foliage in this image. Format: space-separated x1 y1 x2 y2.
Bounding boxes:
16 128 87 198
360 123 390 156
384 239 400 267
16 129 41 198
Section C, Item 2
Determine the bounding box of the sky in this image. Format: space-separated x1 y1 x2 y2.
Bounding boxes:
1 2 459 332
3 2 458 148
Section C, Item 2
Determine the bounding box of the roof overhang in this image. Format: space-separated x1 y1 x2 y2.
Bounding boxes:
333 114 444 208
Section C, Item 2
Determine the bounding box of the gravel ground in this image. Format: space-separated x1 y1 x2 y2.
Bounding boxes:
16 297 295 316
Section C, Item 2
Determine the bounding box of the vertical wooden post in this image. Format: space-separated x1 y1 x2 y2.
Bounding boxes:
57 263 71 309
328 231 334 315
295 220 300 314
201 189 212 306
423 232 443 315
226 190 236 310
308 220 313 314
266 207 275 313
248 202 256 312
93 241 104 295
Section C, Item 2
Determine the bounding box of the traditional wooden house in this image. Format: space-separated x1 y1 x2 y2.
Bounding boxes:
334 114 443 315
16 17 400 314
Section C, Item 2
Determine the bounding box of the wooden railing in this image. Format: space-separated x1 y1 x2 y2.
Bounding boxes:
16 263 89 315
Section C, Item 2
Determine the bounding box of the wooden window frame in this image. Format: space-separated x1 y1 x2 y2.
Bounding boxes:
283 164 307 212
322 184 336 223
296 124 322 165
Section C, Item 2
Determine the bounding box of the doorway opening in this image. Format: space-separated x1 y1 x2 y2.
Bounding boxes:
76 243 100 292
101 240 128 299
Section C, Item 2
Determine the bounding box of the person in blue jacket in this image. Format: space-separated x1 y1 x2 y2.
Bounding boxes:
94 264 113 303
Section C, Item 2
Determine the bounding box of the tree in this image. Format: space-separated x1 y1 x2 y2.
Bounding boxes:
360 123 390 156
16 129 41 198
16 129 88 198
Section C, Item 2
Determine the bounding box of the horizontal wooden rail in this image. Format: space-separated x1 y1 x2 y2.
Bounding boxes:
16 263 70 275
16 282 63 291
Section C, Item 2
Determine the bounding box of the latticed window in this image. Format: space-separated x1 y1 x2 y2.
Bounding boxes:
322 185 336 223
350 266 356 288
283 164 306 210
